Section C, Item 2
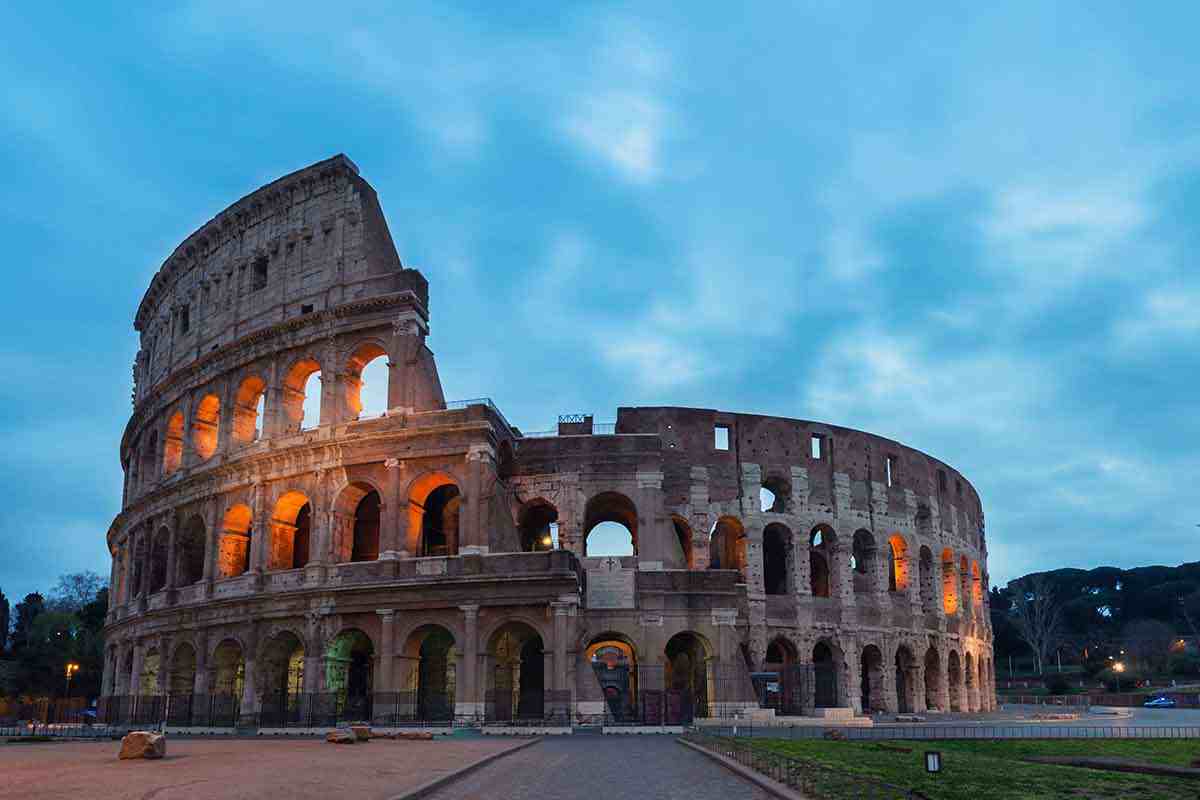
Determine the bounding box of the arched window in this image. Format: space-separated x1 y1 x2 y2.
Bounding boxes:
269 491 312 570
163 412 184 474
219 504 252 578
918 546 935 613
708 516 745 573
140 431 158 485
282 358 322 431
176 515 206 586
351 490 380 562
233 376 267 444
148 527 170 593
192 394 221 460
671 515 693 568
941 548 958 615
851 530 875 594
407 474 461 557
809 525 835 597
888 534 909 592
971 561 983 609
583 492 637 557
762 523 791 595
760 476 789 513
518 500 558 552
345 342 390 419
488 622 545 721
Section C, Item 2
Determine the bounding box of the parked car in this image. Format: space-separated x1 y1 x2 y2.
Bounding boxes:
1143 695 1177 708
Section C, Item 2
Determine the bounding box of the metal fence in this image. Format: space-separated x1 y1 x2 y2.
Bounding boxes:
700 722 1200 741
683 731 915 799
1003 691 1200 708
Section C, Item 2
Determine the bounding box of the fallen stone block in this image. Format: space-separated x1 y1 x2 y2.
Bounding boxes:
118 731 166 760
350 725 371 741
326 730 356 744
395 731 434 741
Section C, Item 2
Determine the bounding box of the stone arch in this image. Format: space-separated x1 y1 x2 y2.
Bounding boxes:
959 555 970 613
212 638 245 697
764 636 798 669
888 534 910 592
709 515 745 574
964 651 976 711
852 529 877 594
518 498 558 552
168 641 197 695
586 632 639 722
809 524 837 597
947 649 963 711
141 430 159 484
343 340 390 419
269 491 312 570
487 620 546 720
760 474 790 513
232 374 267 444
219 504 253 578
971 561 983 609
923 647 942 711
941 548 959 615
918 546 935 613
584 491 638 557
175 514 206 585
860 644 885 713
671 515 693 568
665 631 713 718
259 629 306 699
812 639 843 708
148 526 170 593
139 647 162 695
191 393 221 460
281 356 323 430
332 480 382 562
401 624 458 721
407 471 462 557
325 628 375 700
762 523 793 595
130 531 148 597
895 644 917 714
163 410 184 474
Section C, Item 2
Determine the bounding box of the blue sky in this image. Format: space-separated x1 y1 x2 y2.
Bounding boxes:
2 2 1198 602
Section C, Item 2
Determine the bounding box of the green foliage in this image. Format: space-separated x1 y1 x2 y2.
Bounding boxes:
1168 652 1200 677
1042 673 1072 695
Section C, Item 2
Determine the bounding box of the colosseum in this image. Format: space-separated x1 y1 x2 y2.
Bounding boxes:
100 154 995 730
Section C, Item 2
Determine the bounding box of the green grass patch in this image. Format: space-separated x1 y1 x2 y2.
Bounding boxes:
746 737 1200 799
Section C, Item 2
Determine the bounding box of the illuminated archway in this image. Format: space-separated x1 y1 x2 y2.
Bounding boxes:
584 492 638 557
487 621 545 721
344 341 389 419
191 394 221 460
163 411 184 474
518 500 558 552
219 504 252 577
401 625 457 721
269 491 312 570
408 473 461 557
232 375 267 444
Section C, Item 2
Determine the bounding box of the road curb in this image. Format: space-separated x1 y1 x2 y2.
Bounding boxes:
677 738 808 800
387 736 541 800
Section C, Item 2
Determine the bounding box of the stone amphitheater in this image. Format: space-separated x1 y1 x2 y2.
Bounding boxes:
101 154 995 729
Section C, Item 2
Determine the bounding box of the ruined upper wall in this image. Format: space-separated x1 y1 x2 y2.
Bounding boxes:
131 154 427 405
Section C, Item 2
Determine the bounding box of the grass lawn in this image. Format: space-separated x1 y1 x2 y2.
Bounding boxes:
746 737 1200 799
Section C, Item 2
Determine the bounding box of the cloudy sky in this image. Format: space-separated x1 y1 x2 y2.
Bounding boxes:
2 2 1198 602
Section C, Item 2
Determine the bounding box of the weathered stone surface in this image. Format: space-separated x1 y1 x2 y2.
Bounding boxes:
118 731 166 759
326 730 355 744
349 725 371 741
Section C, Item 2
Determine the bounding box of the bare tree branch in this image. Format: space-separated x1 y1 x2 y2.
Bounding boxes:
1007 573 1064 675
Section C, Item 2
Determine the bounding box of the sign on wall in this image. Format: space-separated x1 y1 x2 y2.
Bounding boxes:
587 558 636 609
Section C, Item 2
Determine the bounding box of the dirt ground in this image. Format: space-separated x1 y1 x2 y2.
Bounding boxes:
0 735 528 800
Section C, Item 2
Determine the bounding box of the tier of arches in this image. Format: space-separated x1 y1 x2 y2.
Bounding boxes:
126 340 395 499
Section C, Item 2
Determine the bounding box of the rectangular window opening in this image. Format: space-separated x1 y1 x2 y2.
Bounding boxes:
180 306 190 334
714 425 730 451
938 469 947 491
301 303 314 314
252 256 269 291
886 455 896 487
810 434 822 460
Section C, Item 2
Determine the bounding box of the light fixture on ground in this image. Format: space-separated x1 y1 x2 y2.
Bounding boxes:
925 751 942 773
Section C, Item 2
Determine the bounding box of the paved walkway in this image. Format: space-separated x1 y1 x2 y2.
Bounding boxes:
0 736 526 800
422 735 772 800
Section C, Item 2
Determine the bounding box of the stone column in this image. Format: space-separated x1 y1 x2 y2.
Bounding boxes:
458 605 480 718
463 445 486 552
165 514 179 591
156 635 172 695
202 501 219 589
912 656 927 713
216 377 234 456
193 634 210 695
130 640 145 697
239 624 259 726
551 601 571 693
376 610 396 693
380 458 403 558
249 482 268 573
303 612 323 694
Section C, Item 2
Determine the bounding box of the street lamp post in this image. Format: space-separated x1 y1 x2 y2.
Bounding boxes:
65 662 80 700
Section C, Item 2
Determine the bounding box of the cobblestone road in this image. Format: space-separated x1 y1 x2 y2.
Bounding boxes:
424 734 772 799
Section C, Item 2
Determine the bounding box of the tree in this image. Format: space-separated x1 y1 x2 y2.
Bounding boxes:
1122 618 1176 674
1180 590 1200 651
47 571 107 614
0 589 9 655
1007 574 1064 675
10 593 45 653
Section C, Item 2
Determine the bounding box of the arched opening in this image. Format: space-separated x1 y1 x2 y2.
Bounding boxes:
918 546 935 613
191 394 221 460
971 561 983 609
959 555 970 613
232 375 267 444
860 644 884 713
402 625 457 721
168 643 196 695
763 637 800 714
487 622 545 721
964 652 976 711
760 475 790 513
130 534 147 597
282 358 322 431
852 529 876 594
139 649 161 695
420 484 461 557
218 504 252 578
140 431 158 485
587 635 637 722
344 342 390 419
895 646 916 714
260 631 306 699
175 515 206 586
326 629 374 716
665 632 711 720
672 515 693 568
708 516 745 574
813 641 839 708
888 534 909 592
584 492 638 557
518 500 558 552
269 491 312 571
810 525 835 597
947 650 962 712
924 647 942 711
212 640 245 697
941 548 958 615
351 490 380 562
762 523 792 595
163 411 184 474
148 527 170 593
